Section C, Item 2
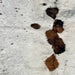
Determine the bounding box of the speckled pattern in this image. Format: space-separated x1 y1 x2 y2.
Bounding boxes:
0 0 75 75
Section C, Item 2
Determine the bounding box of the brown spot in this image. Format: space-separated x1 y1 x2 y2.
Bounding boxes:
31 23 41 29
45 30 59 40
45 54 59 71
46 7 59 19
53 19 64 33
53 19 64 28
52 38 65 54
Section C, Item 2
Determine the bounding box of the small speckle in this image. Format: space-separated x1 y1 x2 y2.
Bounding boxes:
0 0 2 3
16 10 18 12
17 35 19 37
21 14 23 16
24 21 26 22
1 49 4 51
11 43 14 45
0 13 2 15
15 8 18 9
42 3 47 6
3 5 5 7
24 28 26 30
26 31 28 32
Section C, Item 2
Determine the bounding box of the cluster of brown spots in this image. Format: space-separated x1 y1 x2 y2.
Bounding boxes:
30 2 65 71
46 7 59 19
45 19 65 70
45 19 65 54
45 54 59 71
31 23 41 29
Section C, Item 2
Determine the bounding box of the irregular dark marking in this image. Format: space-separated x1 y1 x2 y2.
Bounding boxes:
42 3 47 6
31 23 41 29
46 7 59 19
45 54 59 71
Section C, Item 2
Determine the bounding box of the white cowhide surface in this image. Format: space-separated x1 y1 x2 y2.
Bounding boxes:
0 0 75 75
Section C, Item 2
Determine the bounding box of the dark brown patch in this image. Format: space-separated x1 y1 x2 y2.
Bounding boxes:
45 30 59 40
46 7 59 19
53 19 64 28
53 19 64 33
31 23 41 29
52 38 65 54
45 54 59 71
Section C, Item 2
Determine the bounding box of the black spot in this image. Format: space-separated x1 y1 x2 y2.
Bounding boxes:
42 3 47 6
53 19 64 28
54 46 65 54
